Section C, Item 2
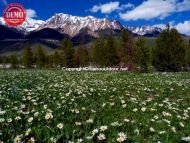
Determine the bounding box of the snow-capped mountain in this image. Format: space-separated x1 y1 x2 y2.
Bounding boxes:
0 13 123 38
0 17 5 25
127 26 163 36
0 17 45 34
38 13 123 37
17 18 45 34
0 13 165 40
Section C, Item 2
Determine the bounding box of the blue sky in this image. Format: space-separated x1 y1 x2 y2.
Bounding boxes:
0 0 190 35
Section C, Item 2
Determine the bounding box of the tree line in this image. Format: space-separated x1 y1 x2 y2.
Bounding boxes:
0 25 190 72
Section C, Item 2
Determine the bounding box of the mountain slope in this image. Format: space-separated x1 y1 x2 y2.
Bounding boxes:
0 14 165 40
0 18 45 34
126 26 162 37
26 28 69 40
17 18 45 34
0 25 24 40
38 13 123 37
0 14 124 39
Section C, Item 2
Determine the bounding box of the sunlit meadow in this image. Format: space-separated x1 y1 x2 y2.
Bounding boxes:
0 70 190 143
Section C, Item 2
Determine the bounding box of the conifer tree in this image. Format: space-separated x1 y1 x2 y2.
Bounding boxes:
0 56 2 64
93 38 106 66
59 51 66 67
135 37 152 72
75 44 89 67
46 55 54 68
119 29 135 70
53 51 61 67
22 43 33 68
61 38 74 67
34 45 46 68
185 38 190 70
61 38 72 51
104 36 119 66
9 54 19 68
154 25 185 71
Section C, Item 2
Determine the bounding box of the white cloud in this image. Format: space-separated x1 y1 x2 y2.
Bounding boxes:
175 21 190 35
26 9 37 19
177 0 190 12
119 0 190 21
119 0 176 21
118 3 135 11
90 1 120 14
89 1 134 14
1 0 7 5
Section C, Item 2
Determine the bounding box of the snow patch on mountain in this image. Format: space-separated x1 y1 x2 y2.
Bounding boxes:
126 26 162 36
18 18 45 34
38 13 123 37
0 17 5 25
0 14 165 38
0 17 44 34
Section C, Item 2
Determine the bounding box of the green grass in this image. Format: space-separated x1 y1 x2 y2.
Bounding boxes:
0 70 190 143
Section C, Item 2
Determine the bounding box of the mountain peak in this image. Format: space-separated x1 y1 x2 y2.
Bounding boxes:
0 13 165 40
37 13 123 37
0 17 45 34
126 25 162 36
18 18 45 33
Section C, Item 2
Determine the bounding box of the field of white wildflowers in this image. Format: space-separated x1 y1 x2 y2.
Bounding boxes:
0 70 190 143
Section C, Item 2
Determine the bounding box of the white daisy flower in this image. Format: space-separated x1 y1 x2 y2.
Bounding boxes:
100 126 108 132
97 133 106 141
57 123 64 129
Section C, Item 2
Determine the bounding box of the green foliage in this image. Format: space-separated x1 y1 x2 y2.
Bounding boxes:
104 36 119 66
21 43 33 68
0 56 4 64
93 38 106 66
185 38 190 69
0 28 188 71
119 29 135 70
59 51 66 67
3 56 9 64
135 37 152 72
52 51 61 67
154 27 185 71
34 45 46 68
93 36 119 67
9 54 19 68
61 38 75 68
75 44 89 67
61 38 72 51
46 55 54 68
